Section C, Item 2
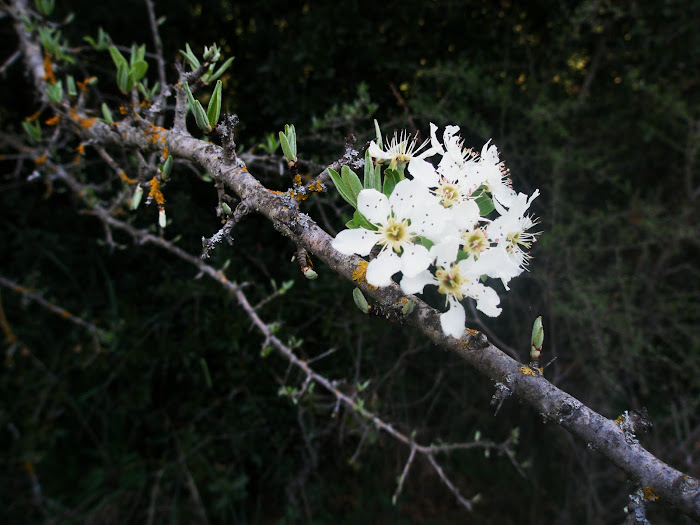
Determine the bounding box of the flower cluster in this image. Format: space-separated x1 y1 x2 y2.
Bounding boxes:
331 123 540 339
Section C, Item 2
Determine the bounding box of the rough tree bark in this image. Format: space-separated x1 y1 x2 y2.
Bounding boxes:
6 0 700 520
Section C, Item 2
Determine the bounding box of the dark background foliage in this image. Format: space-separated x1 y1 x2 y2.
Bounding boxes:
1 0 698 523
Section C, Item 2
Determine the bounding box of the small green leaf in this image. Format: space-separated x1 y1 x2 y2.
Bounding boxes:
382 168 402 197
474 191 495 216
130 60 148 83
328 167 356 208
108 46 127 69
159 156 173 179
341 165 363 205
179 43 200 69
352 288 370 314
65 75 77 98
183 82 196 109
193 100 212 133
101 103 114 124
347 209 376 231
131 185 143 210
208 56 234 82
199 358 213 389
373 119 383 149
116 62 130 93
206 80 222 128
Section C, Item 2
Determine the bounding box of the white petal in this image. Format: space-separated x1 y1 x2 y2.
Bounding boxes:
357 189 390 225
473 283 502 317
389 179 429 219
400 269 435 295
368 141 390 161
471 246 521 290
429 123 445 155
331 228 379 256
408 157 439 187
430 236 461 268
440 298 466 338
450 200 480 230
400 243 432 277
366 251 402 287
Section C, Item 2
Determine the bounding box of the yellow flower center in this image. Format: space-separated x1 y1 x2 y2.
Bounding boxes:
435 184 460 208
378 217 411 252
462 229 489 257
435 266 465 301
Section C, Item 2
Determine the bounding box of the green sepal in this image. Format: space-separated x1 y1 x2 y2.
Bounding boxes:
382 168 402 198
206 80 222 128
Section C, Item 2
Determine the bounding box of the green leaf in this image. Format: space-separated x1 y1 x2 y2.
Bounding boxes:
108 46 127 69
382 168 402 198
130 44 146 66
341 165 363 205
183 82 197 109
363 149 381 191
328 167 356 208
116 62 130 93
101 103 114 124
373 119 383 149
179 43 200 70
130 60 148 83
206 80 222 128
192 100 212 133
474 191 495 216
347 209 376 230
279 130 296 163
208 56 235 82
66 75 77 98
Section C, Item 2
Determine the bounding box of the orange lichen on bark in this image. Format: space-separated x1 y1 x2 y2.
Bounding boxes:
149 176 165 205
42 54 56 84
144 124 167 146
25 110 41 122
34 153 47 165
45 115 59 126
307 179 325 193
162 146 169 159
119 171 136 185
643 486 659 501
76 76 96 92
519 366 537 376
68 107 96 129
76 144 85 155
